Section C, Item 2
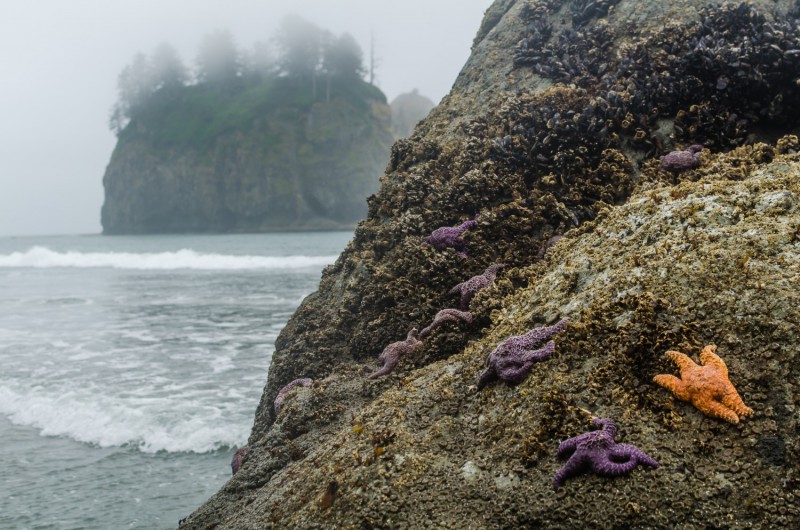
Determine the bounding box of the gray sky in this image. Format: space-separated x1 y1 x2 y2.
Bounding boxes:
0 0 492 237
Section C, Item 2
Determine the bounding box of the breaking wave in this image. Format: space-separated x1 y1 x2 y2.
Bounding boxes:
0 386 247 453
0 246 336 270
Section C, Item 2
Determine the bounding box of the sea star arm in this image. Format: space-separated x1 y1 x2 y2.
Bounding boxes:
592 444 658 477
231 446 249 474
476 366 498 389
653 374 693 401
594 446 647 477
456 219 477 233
721 389 753 418
419 310 471 339
369 351 399 379
556 436 579 459
459 291 472 309
612 444 659 468
520 341 556 363
666 350 699 374
494 357 541 385
693 398 741 424
634 449 659 469
553 453 587 490
274 378 313 414
448 283 464 297
516 319 569 349
699 344 728 376
418 325 434 340
447 282 473 309
594 417 617 438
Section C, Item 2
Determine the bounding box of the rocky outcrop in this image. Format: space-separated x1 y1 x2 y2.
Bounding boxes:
389 89 435 138
181 1 800 528
101 84 393 234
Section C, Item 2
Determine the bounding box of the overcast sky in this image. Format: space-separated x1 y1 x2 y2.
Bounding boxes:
0 0 492 237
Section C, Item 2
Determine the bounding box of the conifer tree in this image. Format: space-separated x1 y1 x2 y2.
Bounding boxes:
275 15 323 88
109 52 152 134
196 30 241 85
151 42 188 91
323 33 365 80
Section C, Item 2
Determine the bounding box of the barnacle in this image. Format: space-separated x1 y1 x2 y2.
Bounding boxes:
569 0 621 28
513 2 800 152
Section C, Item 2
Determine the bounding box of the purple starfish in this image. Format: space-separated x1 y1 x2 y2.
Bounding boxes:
231 446 249 474
419 309 473 339
424 219 477 258
477 318 568 389
660 144 703 173
274 378 313 414
369 328 423 379
448 263 505 309
553 417 659 490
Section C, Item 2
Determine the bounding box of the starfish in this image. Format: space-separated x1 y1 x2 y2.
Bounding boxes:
477 318 568 389
369 328 423 379
653 344 753 424
424 219 477 258
660 144 703 173
553 418 659 490
231 446 249 474
419 308 473 339
448 263 505 310
274 377 313 415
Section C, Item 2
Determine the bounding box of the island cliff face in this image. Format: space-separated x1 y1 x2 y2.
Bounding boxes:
101 81 393 234
182 1 800 528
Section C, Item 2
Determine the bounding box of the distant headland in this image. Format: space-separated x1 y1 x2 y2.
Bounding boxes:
101 16 417 234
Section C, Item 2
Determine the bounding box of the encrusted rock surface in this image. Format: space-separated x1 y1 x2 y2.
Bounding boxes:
181 1 800 528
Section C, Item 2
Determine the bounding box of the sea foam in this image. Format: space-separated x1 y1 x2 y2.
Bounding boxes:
0 386 248 453
0 246 336 270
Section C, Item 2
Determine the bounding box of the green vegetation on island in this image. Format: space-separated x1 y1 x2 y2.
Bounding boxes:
101 17 394 234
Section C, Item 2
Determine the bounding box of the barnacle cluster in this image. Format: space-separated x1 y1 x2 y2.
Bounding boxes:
570 0 621 27
487 87 632 181
516 20 615 85
313 82 637 376
514 2 800 151
513 3 555 68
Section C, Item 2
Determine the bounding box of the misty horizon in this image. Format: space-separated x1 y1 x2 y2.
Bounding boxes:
0 0 492 237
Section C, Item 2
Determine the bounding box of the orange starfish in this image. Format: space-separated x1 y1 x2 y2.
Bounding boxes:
653 345 753 424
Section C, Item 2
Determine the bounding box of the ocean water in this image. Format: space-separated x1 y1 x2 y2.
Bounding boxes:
0 232 352 530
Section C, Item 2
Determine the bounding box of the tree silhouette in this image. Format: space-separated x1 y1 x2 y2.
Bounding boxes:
109 20 372 135
196 30 241 85
275 15 323 86
246 41 276 80
109 52 152 134
323 33 365 80
151 42 188 91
